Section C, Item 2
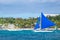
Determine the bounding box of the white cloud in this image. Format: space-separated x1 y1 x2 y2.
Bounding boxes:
45 14 59 16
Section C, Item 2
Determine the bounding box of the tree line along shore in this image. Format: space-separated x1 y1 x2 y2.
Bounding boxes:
0 15 60 28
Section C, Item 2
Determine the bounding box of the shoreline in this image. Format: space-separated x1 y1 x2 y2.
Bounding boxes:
0 28 60 31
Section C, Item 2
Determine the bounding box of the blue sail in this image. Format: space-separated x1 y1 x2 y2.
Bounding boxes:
34 16 40 29
41 13 55 29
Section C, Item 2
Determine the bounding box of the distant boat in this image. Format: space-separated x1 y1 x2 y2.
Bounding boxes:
34 12 56 32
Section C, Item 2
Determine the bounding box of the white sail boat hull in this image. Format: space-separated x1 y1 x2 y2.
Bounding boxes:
33 30 53 32
33 28 53 32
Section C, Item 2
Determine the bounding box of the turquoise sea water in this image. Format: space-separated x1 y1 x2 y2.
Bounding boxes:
0 30 60 40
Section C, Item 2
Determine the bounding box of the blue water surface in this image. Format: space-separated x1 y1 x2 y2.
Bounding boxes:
0 30 60 40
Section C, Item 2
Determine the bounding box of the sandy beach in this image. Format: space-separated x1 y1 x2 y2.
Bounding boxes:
15 28 60 30
0 28 60 31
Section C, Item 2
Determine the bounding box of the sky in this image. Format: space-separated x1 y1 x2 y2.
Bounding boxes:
0 0 60 18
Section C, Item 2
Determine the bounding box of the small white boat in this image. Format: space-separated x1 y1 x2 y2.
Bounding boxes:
33 30 53 32
33 12 56 32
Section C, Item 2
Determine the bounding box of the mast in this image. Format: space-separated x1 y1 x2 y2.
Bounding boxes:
40 12 42 30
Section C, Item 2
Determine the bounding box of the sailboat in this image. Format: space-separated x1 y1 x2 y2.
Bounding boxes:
34 12 56 32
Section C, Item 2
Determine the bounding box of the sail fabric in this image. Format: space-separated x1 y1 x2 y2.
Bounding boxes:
34 23 40 30
37 16 40 24
41 13 55 29
34 16 40 29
